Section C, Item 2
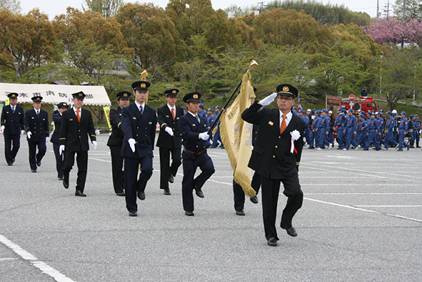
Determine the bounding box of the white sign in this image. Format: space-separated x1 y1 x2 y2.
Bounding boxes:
0 83 111 106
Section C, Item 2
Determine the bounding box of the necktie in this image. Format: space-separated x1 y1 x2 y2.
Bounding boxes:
36 110 39 115
171 108 176 120
76 108 80 123
196 115 201 124
280 113 287 135
139 106 143 114
11 106 15 113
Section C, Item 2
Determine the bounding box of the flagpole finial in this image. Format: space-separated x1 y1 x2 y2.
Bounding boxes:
140 70 149 81
249 60 258 69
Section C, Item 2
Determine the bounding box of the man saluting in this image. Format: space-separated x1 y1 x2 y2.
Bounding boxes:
242 84 305 247
156 88 184 195
121 81 157 216
60 91 97 197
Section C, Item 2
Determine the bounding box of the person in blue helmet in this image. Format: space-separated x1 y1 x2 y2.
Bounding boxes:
373 112 383 151
355 111 365 148
397 111 409 151
360 112 370 150
314 110 325 150
305 109 315 149
413 115 421 148
384 112 398 150
345 109 357 150
335 109 346 149
408 115 415 148
322 110 331 148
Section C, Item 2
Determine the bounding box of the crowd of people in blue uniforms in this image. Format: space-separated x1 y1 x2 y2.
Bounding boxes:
296 107 421 151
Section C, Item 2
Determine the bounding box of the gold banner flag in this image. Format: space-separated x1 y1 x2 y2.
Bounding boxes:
220 67 257 197
103 106 111 130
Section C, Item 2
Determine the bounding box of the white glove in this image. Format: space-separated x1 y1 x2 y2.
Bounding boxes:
91 141 97 150
164 127 174 136
128 138 136 152
198 132 210 141
0 125 4 134
59 145 65 156
258 92 277 107
27 131 32 139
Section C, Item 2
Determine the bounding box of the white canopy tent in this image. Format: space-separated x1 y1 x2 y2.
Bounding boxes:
0 83 111 106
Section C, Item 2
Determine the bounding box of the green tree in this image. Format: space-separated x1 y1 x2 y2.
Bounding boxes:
394 0 422 21
84 0 124 17
0 0 20 12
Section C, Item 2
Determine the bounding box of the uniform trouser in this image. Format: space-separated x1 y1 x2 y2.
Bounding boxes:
109 145 124 193
28 138 46 170
159 146 181 190
125 156 153 212
368 131 376 148
4 134 20 163
415 131 420 147
361 132 369 150
345 128 355 149
233 172 262 211
182 151 215 212
305 129 314 147
398 130 406 150
384 131 397 149
374 131 381 150
261 171 303 240
64 150 88 192
316 129 325 148
53 142 64 178
337 128 345 149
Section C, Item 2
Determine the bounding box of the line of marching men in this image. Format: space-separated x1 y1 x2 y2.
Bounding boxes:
296 108 421 151
1 82 308 247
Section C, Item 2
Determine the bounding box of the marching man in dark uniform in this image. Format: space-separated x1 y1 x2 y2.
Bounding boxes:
59 91 97 197
107 91 131 197
51 102 69 180
0 92 24 166
180 92 215 216
242 84 306 247
24 95 49 173
121 81 157 216
156 88 184 195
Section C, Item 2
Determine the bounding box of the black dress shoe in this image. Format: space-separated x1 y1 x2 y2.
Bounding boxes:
163 188 171 195
236 210 245 216
63 177 69 189
267 237 278 247
195 189 204 198
36 161 41 167
168 175 174 183
185 211 194 216
250 196 258 204
75 190 87 197
116 191 125 197
137 191 145 200
281 225 298 237
7 161 13 166
128 211 137 217
31 169 37 173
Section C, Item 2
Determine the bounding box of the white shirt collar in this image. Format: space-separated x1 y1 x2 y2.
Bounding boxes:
280 110 292 124
167 104 176 111
33 108 39 113
135 101 145 109
188 111 198 118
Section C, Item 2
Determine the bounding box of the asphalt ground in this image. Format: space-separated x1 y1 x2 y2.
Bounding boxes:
0 135 421 281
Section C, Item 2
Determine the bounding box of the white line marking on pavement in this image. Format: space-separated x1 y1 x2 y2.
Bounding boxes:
356 205 422 208
0 257 18 262
305 197 422 223
307 192 422 195
0 234 74 282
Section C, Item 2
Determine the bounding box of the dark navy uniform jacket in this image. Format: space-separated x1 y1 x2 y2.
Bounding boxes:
50 110 63 144
1 104 24 135
24 109 49 142
59 108 96 152
156 105 184 149
242 102 305 179
180 112 210 153
121 103 157 159
107 107 124 147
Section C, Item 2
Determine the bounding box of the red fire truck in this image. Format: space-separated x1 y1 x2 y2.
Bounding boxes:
327 94 379 113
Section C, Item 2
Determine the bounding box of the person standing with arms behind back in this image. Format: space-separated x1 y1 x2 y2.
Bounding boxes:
24 95 49 173
0 93 25 166
107 91 131 197
59 91 97 197
51 102 68 180
156 88 184 195
242 83 306 247
121 81 157 217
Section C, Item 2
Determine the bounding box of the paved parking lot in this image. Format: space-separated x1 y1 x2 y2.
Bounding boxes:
0 135 421 281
